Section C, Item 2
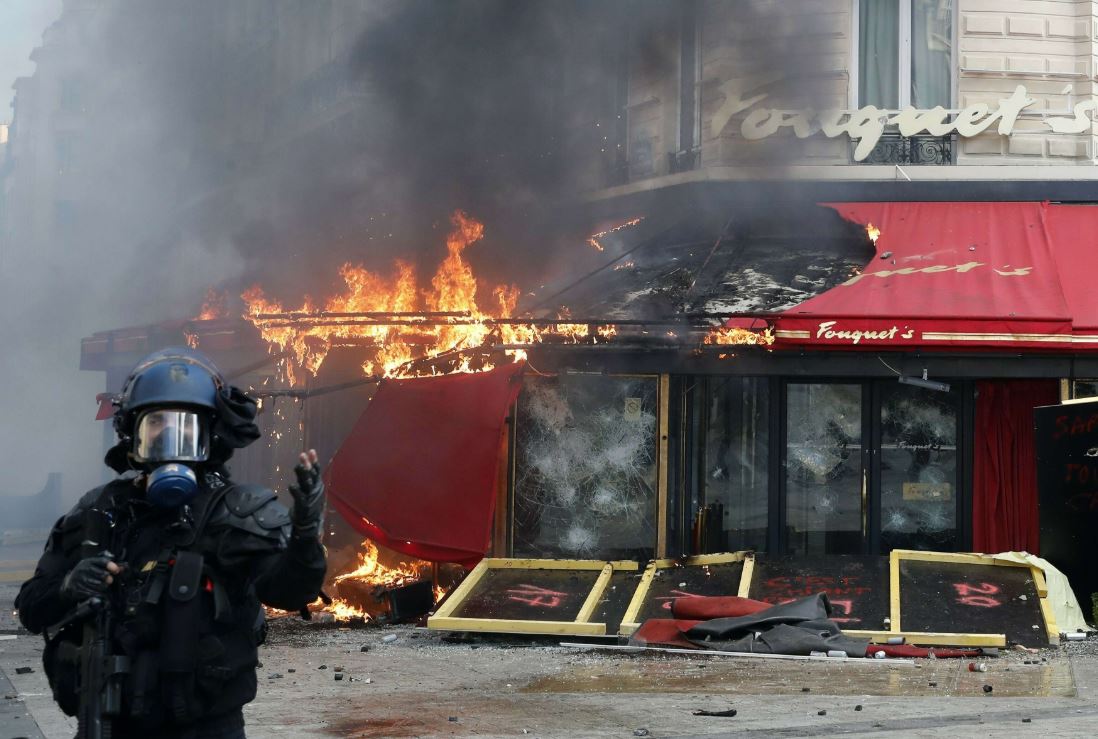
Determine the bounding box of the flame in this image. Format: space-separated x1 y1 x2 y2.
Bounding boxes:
613 260 635 271
587 217 643 252
242 210 625 384
195 288 228 321
866 223 881 245
318 539 435 622
704 326 775 347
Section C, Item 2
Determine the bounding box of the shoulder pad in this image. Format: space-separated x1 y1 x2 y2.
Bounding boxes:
217 485 290 540
58 483 114 533
224 484 277 517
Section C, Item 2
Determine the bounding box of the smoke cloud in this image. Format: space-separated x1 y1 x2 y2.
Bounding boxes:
0 0 849 508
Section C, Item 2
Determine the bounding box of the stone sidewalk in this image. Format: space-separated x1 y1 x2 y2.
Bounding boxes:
4 604 1098 739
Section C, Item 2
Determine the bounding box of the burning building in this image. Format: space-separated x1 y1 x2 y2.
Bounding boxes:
7 1 1098 608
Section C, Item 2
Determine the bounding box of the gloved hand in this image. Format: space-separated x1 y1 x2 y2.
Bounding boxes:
288 449 324 539
59 552 120 603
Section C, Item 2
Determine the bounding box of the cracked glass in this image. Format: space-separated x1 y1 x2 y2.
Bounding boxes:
513 374 658 559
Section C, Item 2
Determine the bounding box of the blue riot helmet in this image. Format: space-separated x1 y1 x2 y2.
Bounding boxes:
114 347 224 507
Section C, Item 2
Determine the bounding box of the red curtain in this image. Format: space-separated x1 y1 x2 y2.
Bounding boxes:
326 362 524 567
973 379 1059 553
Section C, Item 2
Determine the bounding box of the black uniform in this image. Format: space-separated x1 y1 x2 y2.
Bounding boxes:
15 470 326 738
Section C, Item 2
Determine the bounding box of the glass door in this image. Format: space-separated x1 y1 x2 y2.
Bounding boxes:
784 383 866 555
876 381 960 551
782 380 962 555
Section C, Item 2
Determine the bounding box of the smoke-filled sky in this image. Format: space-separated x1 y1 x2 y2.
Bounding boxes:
0 0 61 116
0 0 627 506
0 0 827 510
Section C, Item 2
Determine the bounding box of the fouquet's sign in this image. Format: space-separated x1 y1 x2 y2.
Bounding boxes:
712 81 1095 161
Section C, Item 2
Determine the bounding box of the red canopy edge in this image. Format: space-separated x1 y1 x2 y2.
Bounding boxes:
95 393 115 421
326 362 525 567
770 201 1098 351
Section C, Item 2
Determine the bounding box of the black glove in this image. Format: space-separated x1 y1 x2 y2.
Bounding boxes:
289 453 324 540
59 552 117 603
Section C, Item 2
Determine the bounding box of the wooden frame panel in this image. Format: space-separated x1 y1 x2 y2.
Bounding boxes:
427 558 638 636
889 549 1059 646
618 551 751 635
732 551 1013 648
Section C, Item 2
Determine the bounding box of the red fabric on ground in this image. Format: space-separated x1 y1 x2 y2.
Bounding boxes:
773 202 1078 350
326 362 524 566
670 595 772 620
973 379 1059 554
864 644 980 659
628 619 702 649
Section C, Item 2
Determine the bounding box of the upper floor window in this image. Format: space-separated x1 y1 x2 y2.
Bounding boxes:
857 0 954 110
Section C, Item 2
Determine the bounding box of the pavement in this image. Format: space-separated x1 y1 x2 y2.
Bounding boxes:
3 540 1098 738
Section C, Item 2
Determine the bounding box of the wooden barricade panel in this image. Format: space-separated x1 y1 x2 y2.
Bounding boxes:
427 558 637 636
891 550 1058 647
618 552 750 635
746 554 891 632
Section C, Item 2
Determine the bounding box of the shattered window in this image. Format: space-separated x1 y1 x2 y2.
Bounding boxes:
785 383 864 556
879 382 958 551
513 374 658 560
702 377 769 552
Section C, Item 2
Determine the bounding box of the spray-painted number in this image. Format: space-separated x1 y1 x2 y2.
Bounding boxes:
506 584 569 609
952 581 1001 608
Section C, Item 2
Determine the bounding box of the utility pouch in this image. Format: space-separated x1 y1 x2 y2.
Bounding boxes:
161 550 205 723
41 625 81 717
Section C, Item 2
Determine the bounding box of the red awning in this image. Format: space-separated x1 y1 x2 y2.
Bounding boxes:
95 393 116 420
326 362 525 567
771 202 1098 350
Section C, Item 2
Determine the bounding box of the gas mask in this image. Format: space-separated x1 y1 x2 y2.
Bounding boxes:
132 409 210 508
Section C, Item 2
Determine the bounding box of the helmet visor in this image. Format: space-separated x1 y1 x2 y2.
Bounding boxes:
133 409 209 463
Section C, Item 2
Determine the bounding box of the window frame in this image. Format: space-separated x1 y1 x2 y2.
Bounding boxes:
850 0 958 111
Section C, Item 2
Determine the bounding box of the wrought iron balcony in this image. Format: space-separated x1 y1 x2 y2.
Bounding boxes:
853 132 956 165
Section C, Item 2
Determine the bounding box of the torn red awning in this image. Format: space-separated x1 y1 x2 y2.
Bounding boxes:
95 393 115 420
772 202 1092 350
326 362 524 566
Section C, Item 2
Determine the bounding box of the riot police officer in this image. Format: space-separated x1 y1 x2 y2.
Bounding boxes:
16 347 328 738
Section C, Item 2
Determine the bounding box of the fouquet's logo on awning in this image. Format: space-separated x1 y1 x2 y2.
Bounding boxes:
816 320 915 344
841 261 1032 286
711 77 1094 161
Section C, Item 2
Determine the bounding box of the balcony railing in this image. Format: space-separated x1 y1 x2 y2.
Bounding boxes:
853 132 956 165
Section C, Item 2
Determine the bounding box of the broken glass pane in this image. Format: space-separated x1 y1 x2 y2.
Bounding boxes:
513 375 658 559
879 382 958 551
785 383 863 555
703 377 769 552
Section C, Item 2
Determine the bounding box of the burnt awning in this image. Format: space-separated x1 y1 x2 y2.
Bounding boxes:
772 202 1098 351
326 362 525 567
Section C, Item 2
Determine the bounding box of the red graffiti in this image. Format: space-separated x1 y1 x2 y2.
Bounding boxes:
828 598 856 624
952 582 1001 608
1054 412 1098 440
506 584 569 608
1066 490 1098 512
657 590 701 611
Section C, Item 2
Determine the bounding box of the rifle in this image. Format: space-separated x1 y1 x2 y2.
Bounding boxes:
69 508 129 739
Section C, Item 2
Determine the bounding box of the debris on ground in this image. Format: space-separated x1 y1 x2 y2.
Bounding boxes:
693 708 737 717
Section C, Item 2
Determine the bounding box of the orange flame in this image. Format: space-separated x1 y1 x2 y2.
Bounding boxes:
704 326 775 347
587 217 643 252
195 288 227 321
866 223 881 245
321 539 435 622
242 210 622 384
